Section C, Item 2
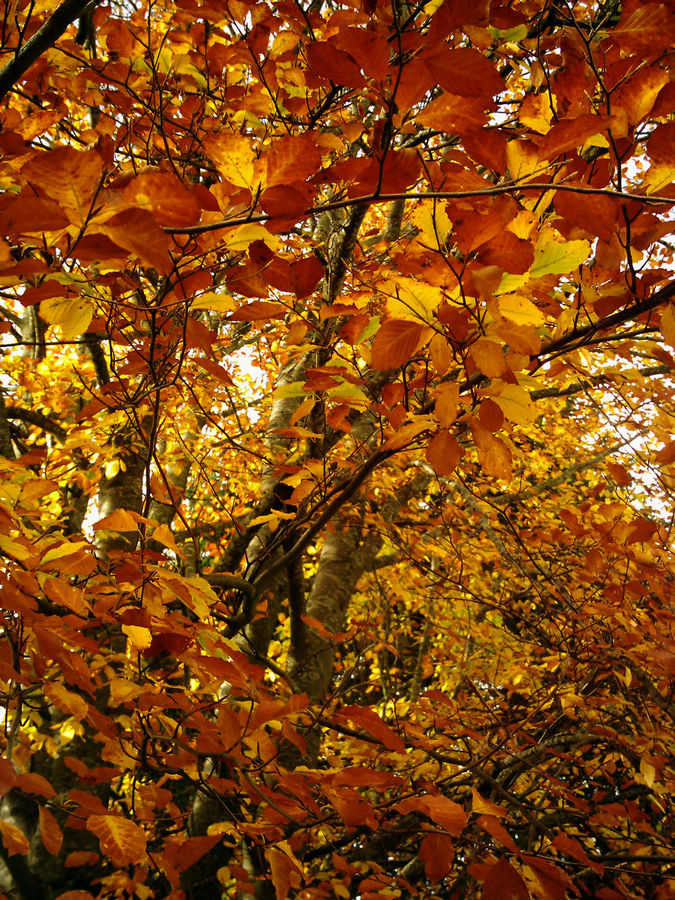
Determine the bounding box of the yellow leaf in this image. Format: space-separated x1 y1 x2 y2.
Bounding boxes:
191 291 236 312
152 523 182 555
225 223 281 252
93 509 139 532
410 202 452 250
383 277 444 323
498 294 545 327
493 384 536 424
506 139 540 180
45 683 89 720
639 757 656 789
121 625 153 651
519 92 554 134
103 458 122 479
40 297 93 341
109 677 143 704
660 303 675 347
202 133 260 190
41 541 90 565
0 533 34 562
530 238 590 278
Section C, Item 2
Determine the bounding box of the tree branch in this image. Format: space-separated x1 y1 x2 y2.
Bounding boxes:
0 0 96 101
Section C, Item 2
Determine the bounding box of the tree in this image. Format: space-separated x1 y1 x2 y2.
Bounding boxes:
0 0 673 897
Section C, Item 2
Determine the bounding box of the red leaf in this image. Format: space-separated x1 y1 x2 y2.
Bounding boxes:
521 855 573 900
0 191 70 235
288 256 324 299
97 208 172 273
260 185 311 221
479 398 504 433
552 832 603 875
306 41 366 89
423 47 502 101
265 134 322 187
0 758 16 794
323 786 377 828
229 301 287 321
555 188 617 243
483 857 529 900
170 835 222 873
625 516 658 545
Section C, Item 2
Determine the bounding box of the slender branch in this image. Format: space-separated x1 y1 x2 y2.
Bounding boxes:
166 183 675 236
530 364 671 400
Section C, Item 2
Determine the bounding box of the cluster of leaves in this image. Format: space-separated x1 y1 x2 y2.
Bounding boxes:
0 0 673 898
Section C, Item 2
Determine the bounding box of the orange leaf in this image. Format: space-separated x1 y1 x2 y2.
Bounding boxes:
86 815 147 867
470 338 508 378
413 795 467 836
477 815 519 853
426 430 463 476
471 420 513 480
419 833 454 882
332 706 405 752
266 842 304 900
22 148 104 225
371 320 432 370
471 789 509 819
0 820 29 856
15 772 56 798
434 382 460 428
39 805 64 856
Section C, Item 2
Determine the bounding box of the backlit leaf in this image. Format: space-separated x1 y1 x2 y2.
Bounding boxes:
530 238 590 278
493 384 536 424
498 294 545 327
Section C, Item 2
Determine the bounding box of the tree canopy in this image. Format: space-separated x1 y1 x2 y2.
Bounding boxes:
0 0 673 897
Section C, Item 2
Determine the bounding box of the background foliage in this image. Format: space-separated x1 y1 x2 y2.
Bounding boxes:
0 0 673 898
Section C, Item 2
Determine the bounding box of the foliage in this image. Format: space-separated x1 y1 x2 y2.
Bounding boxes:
0 0 673 898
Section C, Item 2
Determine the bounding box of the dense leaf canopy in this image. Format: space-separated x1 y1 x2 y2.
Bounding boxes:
0 0 673 898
